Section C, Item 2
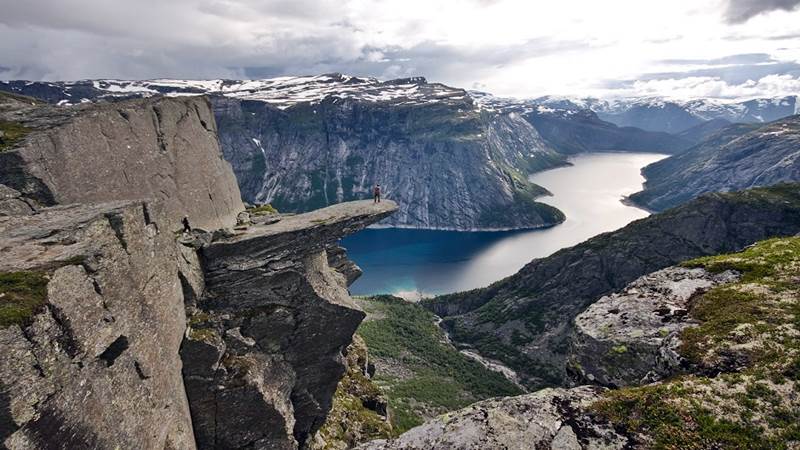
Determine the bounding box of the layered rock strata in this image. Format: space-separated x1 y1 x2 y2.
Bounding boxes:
180 200 397 449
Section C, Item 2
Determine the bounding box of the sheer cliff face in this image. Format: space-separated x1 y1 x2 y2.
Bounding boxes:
0 201 196 449
0 94 243 231
1 95 399 450
629 116 800 211
1 76 572 230
424 185 800 388
213 95 566 230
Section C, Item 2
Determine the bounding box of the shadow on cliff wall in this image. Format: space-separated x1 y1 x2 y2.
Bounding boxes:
0 383 17 444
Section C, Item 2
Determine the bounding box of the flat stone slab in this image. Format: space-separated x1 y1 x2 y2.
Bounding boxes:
223 200 398 243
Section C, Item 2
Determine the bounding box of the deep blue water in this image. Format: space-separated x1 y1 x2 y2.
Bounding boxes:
341 152 667 299
340 227 530 298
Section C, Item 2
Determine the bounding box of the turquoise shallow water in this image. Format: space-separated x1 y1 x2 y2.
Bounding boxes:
341 152 667 299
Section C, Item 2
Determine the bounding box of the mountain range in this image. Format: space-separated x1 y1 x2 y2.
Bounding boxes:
533 94 799 134
2 75 798 230
629 116 800 211
0 75 689 230
3 74 800 450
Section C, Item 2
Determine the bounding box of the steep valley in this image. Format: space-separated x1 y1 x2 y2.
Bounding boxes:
423 184 800 388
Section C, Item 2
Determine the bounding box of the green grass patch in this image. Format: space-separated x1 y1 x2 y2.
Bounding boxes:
247 204 278 216
0 271 49 328
356 295 522 433
0 120 31 152
594 236 800 447
683 237 800 286
592 384 786 449
679 287 765 364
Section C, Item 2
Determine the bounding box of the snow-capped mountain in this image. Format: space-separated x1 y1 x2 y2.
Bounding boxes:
0 74 702 230
532 95 799 134
469 91 689 153
1 74 470 109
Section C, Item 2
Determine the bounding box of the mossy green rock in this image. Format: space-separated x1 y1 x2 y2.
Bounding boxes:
0 271 48 327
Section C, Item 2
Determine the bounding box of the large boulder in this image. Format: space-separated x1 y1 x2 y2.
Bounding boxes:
567 267 739 387
357 386 626 450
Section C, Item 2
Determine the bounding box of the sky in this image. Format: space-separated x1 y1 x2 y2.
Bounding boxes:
1 0 799 100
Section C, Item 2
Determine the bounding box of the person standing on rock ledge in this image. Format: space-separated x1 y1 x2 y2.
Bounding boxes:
373 184 381 203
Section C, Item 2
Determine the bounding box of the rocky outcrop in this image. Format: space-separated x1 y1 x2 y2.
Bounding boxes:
180 200 397 449
629 116 800 211
356 386 626 450
0 201 195 449
0 95 243 230
567 267 739 387
0 184 35 216
310 335 391 450
0 199 395 450
425 184 800 388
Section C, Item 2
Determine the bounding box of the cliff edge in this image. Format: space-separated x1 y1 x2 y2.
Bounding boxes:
0 94 398 450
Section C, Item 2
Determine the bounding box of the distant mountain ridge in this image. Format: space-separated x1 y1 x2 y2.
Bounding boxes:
1 75 686 230
0 75 467 109
629 115 800 211
532 95 799 134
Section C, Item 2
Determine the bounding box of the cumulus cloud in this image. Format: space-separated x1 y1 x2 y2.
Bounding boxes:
0 0 798 100
725 0 800 23
621 74 800 100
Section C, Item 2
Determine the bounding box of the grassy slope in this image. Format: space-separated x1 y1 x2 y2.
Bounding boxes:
354 295 523 433
0 120 31 152
592 237 800 449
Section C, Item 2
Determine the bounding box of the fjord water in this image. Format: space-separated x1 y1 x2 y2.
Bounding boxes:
342 152 668 299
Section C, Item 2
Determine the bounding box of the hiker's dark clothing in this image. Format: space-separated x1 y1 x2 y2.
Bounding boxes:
182 217 192 233
373 186 381 203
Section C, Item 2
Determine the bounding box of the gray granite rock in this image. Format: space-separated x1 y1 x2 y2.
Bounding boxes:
357 386 626 450
0 96 243 231
0 185 34 216
568 267 739 387
212 94 565 231
180 200 397 449
0 201 195 450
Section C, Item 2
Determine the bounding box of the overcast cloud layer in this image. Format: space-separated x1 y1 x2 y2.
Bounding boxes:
1 0 799 99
